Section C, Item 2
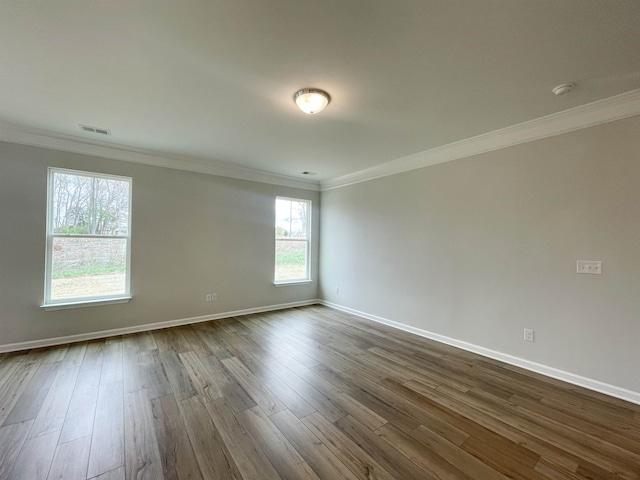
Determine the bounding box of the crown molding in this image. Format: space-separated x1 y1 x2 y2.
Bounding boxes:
321 89 640 191
3 89 638 193
0 122 320 191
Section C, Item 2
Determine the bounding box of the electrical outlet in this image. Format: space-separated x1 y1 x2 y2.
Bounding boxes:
211 293 217 301
577 260 602 275
335 286 339 294
523 328 534 342
206 294 212 302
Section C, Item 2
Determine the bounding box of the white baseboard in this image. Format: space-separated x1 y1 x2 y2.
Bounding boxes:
5 298 638 405
319 300 640 406
0 299 320 353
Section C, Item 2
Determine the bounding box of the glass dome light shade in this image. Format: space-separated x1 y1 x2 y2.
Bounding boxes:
294 88 331 114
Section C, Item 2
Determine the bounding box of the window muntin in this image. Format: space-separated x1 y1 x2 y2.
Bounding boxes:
275 197 311 283
45 168 132 305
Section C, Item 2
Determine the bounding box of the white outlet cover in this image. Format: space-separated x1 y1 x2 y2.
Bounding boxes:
576 260 602 275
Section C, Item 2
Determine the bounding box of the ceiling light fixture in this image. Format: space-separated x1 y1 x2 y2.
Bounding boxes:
294 88 331 114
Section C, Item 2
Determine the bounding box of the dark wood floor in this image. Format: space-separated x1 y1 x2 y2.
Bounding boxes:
0 306 638 479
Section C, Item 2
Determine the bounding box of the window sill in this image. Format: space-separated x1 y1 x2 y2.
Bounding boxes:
41 296 132 311
274 280 313 287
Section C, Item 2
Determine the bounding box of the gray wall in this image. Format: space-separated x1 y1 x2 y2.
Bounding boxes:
0 142 319 345
319 115 640 393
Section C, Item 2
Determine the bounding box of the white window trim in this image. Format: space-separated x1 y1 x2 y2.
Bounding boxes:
274 196 311 285
42 167 132 308
41 296 131 311
274 280 313 287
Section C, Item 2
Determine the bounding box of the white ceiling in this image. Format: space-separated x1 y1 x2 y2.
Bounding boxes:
1 1 639 183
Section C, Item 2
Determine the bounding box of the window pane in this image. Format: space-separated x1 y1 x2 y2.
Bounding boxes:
52 172 130 235
50 237 127 300
275 199 308 240
275 240 307 281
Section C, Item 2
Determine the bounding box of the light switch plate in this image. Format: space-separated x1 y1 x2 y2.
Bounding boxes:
577 260 602 275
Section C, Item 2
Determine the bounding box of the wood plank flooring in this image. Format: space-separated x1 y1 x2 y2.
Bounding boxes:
0 305 639 479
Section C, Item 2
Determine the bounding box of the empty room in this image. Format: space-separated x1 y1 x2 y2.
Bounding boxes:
1 1 639 479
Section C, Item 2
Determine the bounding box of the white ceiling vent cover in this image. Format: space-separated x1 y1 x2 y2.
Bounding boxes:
79 124 111 136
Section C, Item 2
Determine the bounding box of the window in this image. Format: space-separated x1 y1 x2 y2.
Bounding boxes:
275 197 311 284
44 168 132 306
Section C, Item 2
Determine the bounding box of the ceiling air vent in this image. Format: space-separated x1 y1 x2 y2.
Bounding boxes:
79 124 111 136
